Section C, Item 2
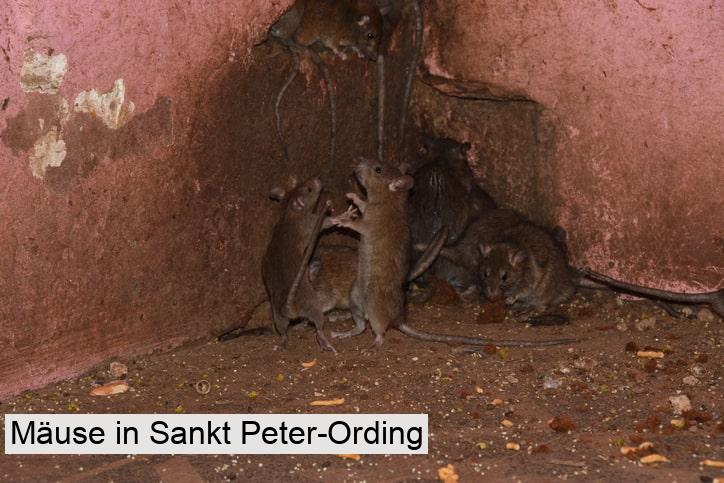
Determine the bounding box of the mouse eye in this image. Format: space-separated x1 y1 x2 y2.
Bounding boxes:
374 166 382 174
367 32 374 40
482 269 490 279
306 186 312 193
501 271 508 281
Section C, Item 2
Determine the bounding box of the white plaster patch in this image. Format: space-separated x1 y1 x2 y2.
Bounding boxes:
29 127 67 179
20 50 68 94
74 78 135 129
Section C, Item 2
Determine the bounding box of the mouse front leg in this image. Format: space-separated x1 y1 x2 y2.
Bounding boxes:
346 192 367 214
330 206 368 235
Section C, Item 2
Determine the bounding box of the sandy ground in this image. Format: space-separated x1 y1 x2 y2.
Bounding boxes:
1 287 722 482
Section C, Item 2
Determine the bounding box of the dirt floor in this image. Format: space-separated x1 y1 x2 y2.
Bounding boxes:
0 287 722 482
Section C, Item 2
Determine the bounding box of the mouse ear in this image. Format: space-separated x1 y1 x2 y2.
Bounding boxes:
269 187 286 202
379 4 392 15
308 258 322 283
509 250 527 267
357 15 371 26
389 174 414 192
479 243 492 257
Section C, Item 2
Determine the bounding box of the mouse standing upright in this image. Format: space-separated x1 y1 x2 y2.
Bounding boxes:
261 177 337 352
332 157 576 350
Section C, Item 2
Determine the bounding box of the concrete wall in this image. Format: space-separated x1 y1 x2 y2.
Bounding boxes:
0 0 296 400
2 0 721 399
0 0 397 400
415 0 724 291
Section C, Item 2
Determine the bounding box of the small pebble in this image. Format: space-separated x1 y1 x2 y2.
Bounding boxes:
669 395 692 415
697 308 716 323
683 375 700 386
543 374 562 389
109 362 128 379
635 316 657 331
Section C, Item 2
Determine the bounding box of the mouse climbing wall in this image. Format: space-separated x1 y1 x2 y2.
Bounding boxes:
413 0 724 292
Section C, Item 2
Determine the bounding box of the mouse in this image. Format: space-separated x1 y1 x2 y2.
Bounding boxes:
217 223 447 343
331 157 576 350
261 176 337 352
270 0 387 172
407 135 497 290
478 222 577 313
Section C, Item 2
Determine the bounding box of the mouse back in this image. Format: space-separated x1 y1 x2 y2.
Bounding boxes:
294 0 384 60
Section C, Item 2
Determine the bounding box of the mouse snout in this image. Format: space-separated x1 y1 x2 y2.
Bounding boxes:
485 286 502 302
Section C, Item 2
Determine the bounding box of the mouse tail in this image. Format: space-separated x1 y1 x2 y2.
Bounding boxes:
218 298 270 342
377 51 385 161
399 0 422 145
396 322 576 347
274 46 300 162
580 268 722 307
307 48 336 174
407 226 449 282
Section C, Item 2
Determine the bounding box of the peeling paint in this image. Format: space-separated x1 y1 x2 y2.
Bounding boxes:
20 50 68 94
74 79 135 129
29 127 67 178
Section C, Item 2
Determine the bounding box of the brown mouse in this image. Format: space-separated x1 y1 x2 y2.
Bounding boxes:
331 157 576 350
261 177 337 352
478 222 576 312
270 0 387 170
407 136 497 289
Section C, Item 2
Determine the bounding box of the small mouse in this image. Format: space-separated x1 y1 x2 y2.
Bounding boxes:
261 177 337 352
331 157 576 350
270 0 387 171
478 222 576 312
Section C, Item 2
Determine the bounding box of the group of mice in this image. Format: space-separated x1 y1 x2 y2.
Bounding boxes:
222 134 723 354
220 1 722 353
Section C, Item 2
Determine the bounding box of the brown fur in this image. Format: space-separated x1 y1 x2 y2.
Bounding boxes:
261 177 337 352
333 158 576 350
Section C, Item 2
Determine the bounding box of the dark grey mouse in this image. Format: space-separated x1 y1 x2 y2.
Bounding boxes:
331 157 576 350
261 177 336 352
270 0 387 171
407 135 496 290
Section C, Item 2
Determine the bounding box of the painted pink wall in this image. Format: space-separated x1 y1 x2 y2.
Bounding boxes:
0 0 292 400
421 0 723 291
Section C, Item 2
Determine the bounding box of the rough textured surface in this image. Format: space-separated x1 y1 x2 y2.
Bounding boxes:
0 1 298 400
0 0 411 400
416 0 724 291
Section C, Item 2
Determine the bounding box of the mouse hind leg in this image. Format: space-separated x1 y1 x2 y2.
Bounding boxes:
303 307 338 354
331 282 367 339
271 307 291 351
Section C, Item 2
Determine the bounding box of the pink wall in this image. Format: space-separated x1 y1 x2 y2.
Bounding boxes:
419 0 723 291
0 0 292 400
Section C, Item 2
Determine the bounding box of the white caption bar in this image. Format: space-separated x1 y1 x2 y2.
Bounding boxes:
5 414 428 455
